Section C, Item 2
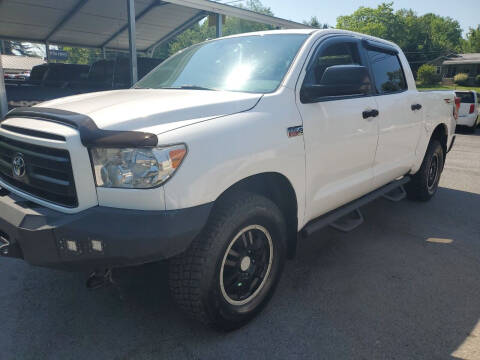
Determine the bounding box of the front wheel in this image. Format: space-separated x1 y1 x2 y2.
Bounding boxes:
169 192 287 330
406 139 444 201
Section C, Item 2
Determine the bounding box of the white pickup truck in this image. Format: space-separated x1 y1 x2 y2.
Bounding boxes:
0 29 456 330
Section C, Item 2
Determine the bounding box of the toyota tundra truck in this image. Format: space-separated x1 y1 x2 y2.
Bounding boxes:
0 29 456 330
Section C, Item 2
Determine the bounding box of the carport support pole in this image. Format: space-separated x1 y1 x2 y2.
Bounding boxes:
216 13 223 38
0 45 7 119
45 42 50 62
127 0 138 85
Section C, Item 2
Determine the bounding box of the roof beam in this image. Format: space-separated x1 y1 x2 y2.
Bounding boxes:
0 35 149 53
100 0 167 49
127 0 138 85
45 0 90 41
146 11 207 53
162 0 311 29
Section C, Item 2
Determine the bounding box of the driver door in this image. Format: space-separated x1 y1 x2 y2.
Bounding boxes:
296 36 379 222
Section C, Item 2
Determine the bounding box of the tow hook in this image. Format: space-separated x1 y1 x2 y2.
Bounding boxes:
86 268 113 290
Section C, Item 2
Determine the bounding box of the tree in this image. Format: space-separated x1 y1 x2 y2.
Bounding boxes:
463 26 480 53
303 16 329 29
336 3 463 73
61 46 101 64
1 40 44 58
417 64 438 85
163 0 275 57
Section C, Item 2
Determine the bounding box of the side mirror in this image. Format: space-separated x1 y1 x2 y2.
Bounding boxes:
301 65 371 103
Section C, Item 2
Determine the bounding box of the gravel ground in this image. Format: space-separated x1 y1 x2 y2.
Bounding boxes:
0 127 479 360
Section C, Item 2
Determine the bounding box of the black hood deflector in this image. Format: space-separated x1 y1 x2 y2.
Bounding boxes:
3 107 158 147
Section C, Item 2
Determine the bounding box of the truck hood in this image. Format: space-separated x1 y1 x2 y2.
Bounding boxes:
38 89 262 134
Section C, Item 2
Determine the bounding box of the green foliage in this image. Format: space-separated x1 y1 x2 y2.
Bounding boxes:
475 75 480 85
62 46 101 64
166 0 274 57
167 24 215 55
463 26 480 53
303 16 328 29
1 40 43 57
454 73 469 86
417 64 438 85
336 2 463 71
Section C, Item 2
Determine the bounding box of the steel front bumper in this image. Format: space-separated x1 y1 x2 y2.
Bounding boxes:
0 190 212 271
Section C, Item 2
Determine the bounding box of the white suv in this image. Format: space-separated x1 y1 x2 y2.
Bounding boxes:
455 90 479 132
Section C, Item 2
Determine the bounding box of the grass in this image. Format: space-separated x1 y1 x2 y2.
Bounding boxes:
417 83 480 92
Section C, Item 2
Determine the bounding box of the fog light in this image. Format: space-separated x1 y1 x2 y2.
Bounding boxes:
66 240 78 252
91 239 103 252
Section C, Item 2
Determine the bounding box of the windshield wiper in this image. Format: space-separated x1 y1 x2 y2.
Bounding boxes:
162 85 215 91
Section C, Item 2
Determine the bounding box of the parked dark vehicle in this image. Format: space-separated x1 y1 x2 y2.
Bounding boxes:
26 64 49 85
5 63 88 109
42 63 90 87
70 60 115 91
113 57 163 88
6 57 163 109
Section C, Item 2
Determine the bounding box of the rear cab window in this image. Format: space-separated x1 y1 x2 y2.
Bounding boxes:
455 92 475 103
367 49 407 94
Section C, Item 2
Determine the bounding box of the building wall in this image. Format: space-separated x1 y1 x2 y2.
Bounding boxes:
441 64 480 79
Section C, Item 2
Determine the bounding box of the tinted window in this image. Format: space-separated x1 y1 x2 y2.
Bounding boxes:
456 92 474 103
368 50 406 93
305 42 362 85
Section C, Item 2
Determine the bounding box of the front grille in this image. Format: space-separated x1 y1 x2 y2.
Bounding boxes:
0 135 77 207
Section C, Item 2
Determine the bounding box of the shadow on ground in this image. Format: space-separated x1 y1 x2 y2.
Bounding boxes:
455 125 479 136
1 185 480 359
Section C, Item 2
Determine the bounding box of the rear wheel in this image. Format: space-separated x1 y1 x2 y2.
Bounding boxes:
470 118 478 133
169 192 287 330
406 139 444 201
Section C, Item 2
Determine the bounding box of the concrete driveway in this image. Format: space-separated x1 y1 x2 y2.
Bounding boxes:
1 129 479 360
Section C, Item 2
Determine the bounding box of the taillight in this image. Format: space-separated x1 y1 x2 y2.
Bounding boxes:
454 97 461 119
469 104 475 114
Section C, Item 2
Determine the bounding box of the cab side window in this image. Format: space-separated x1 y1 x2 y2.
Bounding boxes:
301 39 373 102
304 42 362 86
368 50 407 93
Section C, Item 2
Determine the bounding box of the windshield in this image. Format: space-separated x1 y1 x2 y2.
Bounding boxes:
135 34 308 93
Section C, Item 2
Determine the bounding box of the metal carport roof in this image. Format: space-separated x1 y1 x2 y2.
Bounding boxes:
0 0 309 52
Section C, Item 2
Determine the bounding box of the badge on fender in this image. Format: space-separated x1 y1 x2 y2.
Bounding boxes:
287 126 303 138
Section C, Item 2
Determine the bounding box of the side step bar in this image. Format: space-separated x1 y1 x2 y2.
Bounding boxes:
329 208 364 233
301 176 410 237
383 185 407 202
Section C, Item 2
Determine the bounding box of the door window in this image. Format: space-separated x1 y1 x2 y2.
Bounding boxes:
368 50 407 94
302 39 372 101
304 41 362 86
305 42 360 85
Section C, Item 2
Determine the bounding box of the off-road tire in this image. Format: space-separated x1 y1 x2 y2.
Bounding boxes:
169 192 287 330
406 139 444 201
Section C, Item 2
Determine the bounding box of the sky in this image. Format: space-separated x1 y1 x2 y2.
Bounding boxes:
253 0 479 36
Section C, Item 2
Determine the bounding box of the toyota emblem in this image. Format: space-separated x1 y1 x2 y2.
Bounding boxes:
12 153 26 178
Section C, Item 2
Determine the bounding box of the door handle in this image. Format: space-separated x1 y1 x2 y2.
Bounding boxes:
411 104 422 111
362 109 379 119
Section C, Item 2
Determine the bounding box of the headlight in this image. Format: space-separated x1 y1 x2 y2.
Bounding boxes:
90 145 187 189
